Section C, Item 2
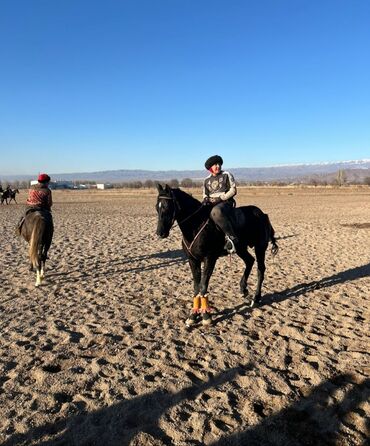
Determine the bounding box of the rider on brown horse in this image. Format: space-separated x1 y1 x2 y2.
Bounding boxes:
17 173 53 234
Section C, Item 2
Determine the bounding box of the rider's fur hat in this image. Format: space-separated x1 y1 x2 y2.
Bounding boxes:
38 173 51 183
205 155 223 170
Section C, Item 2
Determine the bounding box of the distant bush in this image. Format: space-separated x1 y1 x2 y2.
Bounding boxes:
180 178 194 188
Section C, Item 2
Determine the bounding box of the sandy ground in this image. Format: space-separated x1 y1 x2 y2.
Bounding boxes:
0 186 369 446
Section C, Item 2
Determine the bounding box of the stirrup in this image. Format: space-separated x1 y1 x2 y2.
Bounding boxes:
224 236 236 254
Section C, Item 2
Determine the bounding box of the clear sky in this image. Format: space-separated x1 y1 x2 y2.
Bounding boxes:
1 0 369 175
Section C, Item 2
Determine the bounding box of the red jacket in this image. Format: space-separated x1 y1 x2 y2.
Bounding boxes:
26 183 52 210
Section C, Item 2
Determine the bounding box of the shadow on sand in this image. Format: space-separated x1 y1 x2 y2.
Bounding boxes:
211 373 369 446
2 371 368 446
2 365 244 446
46 249 187 283
213 262 370 325
262 262 370 306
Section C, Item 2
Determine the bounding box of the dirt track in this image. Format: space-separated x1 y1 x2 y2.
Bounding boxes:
0 187 369 445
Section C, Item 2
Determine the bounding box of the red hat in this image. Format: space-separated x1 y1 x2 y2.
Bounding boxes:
38 173 51 183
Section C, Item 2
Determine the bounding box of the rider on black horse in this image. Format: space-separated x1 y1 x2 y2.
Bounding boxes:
17 173 53 234
202 155 239 254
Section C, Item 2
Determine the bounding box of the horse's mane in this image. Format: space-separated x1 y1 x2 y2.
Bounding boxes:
171 188 201 208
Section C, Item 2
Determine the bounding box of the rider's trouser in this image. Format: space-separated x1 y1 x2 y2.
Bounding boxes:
209 201 238 243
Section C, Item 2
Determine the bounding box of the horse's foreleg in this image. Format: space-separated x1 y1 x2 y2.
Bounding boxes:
198 256 217 326
254 246 267 303
186 258 202 326
188 257 201 296
199 256 217 297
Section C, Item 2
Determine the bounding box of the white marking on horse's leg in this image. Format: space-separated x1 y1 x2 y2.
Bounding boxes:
40 266 45 279
35 269 42 286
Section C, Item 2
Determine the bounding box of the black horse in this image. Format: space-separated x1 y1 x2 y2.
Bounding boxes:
8 189 19 204
1 188 19 204
156 184 278 325
1 189 9 204
8 188 19 203
18 210 54 286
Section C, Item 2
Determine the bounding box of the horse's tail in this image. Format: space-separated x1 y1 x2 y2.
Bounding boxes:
29 215 45 269
265 214 279 256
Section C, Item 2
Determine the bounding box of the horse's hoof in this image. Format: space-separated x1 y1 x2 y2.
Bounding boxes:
245 296 255 308
185 313 199 327
201 313 212 325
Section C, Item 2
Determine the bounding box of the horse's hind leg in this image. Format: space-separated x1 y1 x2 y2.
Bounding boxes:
35 249 47 286
35 269 42 286
254 245 267 303
40 261 45 280
237 249 255 306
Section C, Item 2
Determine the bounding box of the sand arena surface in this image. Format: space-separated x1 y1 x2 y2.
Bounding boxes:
0 187 369 446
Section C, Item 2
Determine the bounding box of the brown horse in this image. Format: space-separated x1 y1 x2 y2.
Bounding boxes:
19 209 54 286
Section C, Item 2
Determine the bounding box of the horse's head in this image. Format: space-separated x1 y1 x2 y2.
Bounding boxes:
156 184 177 238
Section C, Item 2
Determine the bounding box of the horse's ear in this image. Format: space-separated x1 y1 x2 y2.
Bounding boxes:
156 183 163 193
165 184 171 193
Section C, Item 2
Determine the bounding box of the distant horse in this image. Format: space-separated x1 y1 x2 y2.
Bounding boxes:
156 184 278 326
18 210 54 286
8 189 19 204
1 188 19 204
1 190 10 204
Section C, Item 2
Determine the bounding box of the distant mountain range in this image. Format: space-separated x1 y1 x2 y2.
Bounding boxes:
1 159 370 184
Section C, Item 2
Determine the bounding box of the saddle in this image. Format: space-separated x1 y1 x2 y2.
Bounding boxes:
25 207 51 216
17 208 53 235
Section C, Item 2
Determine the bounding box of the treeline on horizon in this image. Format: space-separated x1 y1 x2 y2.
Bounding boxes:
2 172 370 190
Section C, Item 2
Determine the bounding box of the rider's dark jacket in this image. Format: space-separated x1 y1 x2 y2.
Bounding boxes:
202 170 237 203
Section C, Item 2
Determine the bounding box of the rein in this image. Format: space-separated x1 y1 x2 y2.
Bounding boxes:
158 193 209 258
182 219 210 259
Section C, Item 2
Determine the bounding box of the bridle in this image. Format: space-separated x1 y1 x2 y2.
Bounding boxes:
157 193 178 228
157 192 204 227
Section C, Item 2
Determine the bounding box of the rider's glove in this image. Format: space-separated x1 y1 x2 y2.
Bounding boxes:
212 197 223 204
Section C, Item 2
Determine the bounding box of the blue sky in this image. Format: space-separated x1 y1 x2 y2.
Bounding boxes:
1 0 369 175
